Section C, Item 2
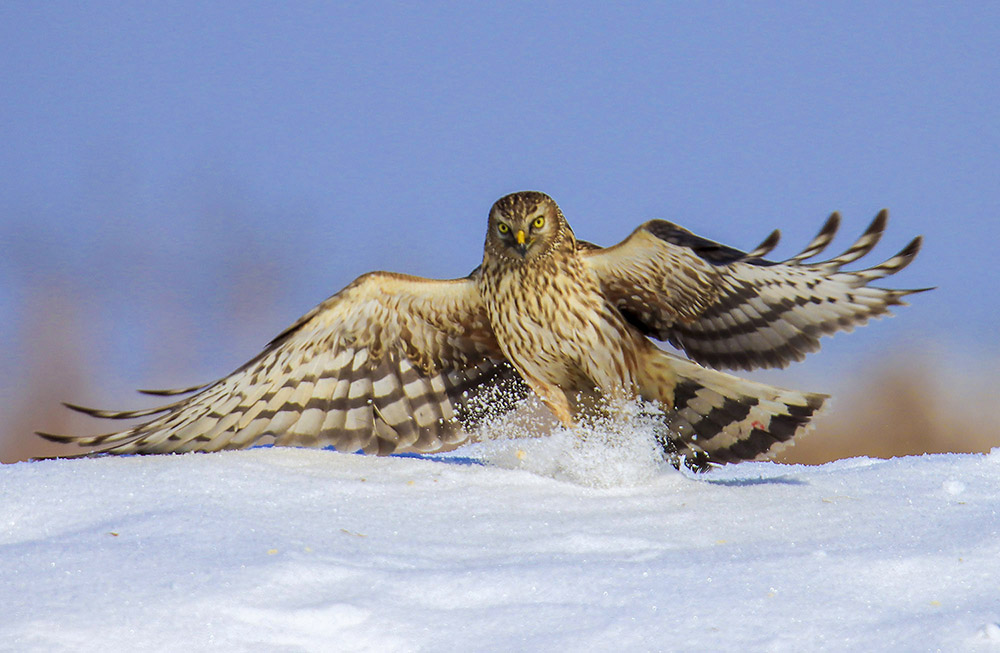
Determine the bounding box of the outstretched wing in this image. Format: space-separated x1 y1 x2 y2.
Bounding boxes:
39 272 528 456
583 210 928 370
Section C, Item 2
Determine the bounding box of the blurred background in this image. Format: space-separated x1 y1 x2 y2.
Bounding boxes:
2 3 997 464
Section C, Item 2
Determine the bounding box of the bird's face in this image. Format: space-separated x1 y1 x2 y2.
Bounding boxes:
486 191 568 262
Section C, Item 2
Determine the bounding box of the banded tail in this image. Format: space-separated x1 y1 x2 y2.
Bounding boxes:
639 348 827 471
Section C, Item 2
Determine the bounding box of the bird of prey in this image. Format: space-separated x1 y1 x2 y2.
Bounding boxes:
40 191 926 470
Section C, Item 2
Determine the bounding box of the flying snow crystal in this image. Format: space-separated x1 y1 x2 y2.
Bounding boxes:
473 397 669 488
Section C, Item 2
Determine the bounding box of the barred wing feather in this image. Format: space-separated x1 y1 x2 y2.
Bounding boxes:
40 272 527 455
584 210 927 371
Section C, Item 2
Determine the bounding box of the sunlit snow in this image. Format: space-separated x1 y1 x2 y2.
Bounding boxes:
3 418 1000 652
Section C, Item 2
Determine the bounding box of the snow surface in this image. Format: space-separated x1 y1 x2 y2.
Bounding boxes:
3 418 1000 652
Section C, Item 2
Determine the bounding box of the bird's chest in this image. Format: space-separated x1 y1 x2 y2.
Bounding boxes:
479 257 631 388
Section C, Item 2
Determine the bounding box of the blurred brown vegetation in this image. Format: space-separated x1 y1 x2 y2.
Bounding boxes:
775 356 1000 464
3 281 93 462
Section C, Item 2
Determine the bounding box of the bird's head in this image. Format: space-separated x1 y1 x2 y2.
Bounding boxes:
485 191 573 263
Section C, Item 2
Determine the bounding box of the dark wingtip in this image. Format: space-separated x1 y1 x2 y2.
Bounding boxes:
35 430 74 444
137 382 211 397
746 229 781 260
902 234 923 256
138 389 174 397
61 402 103 417
859 209 889 241
62 399 178 420
29 444 108 461
824 211 842 234
785 211 843 264
885 235 924 273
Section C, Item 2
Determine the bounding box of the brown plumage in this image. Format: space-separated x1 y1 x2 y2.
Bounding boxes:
39 191 928 470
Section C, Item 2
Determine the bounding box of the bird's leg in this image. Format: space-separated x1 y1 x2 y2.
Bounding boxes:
525 379 575 428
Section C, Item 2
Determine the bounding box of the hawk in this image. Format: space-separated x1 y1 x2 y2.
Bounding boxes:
39 191 926 469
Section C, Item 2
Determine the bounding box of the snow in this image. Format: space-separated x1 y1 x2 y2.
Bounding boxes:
4 420 1000 652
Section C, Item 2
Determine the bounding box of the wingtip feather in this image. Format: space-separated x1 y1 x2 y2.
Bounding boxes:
746 229 781 259
35 430 72 444
61 402 103 417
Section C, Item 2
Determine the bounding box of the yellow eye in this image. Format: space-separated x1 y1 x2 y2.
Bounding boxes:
532 216 545 229
498 222 510 234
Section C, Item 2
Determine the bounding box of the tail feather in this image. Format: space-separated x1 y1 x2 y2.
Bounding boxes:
640 349 827 471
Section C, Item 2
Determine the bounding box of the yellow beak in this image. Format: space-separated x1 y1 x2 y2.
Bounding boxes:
516 230 526 245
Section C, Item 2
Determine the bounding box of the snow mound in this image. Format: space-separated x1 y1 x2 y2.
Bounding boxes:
472 399 668 488
4 442 1000 651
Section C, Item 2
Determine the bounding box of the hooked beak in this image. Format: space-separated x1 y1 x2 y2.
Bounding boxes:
514 229 528 257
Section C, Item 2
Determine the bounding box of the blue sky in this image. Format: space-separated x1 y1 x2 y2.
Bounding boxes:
2 2 997 401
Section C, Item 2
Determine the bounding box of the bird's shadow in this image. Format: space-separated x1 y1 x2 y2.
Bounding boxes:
387 451 485 466
257 445 809 481
250 443 488 467
699 473 807 486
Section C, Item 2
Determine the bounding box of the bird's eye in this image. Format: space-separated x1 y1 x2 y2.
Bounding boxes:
498 222 510 234
532 216 545 229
